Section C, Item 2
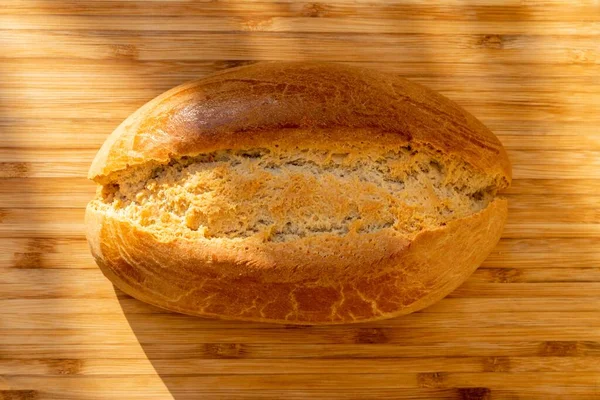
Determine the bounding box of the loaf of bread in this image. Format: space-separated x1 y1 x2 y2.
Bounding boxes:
86 62 511 324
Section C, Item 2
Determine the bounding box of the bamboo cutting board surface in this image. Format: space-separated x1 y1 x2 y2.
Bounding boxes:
1 1 599 399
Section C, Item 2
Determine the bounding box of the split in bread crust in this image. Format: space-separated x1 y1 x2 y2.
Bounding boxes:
94 145 497 242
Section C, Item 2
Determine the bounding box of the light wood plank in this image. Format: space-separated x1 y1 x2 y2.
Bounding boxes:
502 222 600 238
2 31 599 65
3 357 600 377
505 180 600 195
2 341 599 360
3 312 600 333
3 0 600 23
423 298 600 313
0 149 96 163
0 389 439 400
505 194 600 224
494 238 600 254
4 14 600 36
0 298 154 315
483 252 600 268
0 271 115 299
1 388 598 400
450 282 600 298
0 162 89 178
470 268 600 283
3 59 599 89
0 208 86 239
0 178 95 209
498 135 600 151
2 372 599 392
495 238 600 254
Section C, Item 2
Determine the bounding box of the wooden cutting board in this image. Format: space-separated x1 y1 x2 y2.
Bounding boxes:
1 1 599 399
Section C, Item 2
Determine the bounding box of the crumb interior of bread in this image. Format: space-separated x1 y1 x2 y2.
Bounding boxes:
95 146 497 241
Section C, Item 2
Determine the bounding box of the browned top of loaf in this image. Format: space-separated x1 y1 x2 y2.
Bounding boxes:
89 62 511 185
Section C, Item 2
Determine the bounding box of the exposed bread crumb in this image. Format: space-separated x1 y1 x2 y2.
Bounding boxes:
96 146 497 242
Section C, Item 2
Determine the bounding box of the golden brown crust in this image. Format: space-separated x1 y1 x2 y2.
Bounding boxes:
86 62 512 324
89 62 511 186
85 199 507 324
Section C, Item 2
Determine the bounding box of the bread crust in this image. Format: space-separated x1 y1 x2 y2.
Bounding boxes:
86 198 506 324
86 62 511 324
89 62 511 186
